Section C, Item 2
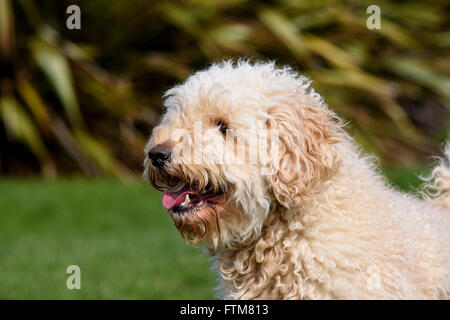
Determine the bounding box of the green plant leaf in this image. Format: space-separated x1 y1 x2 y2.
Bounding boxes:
16 75 51 131
30 36 84 127
304 34 358 70
0 0 14 56
258 7 311 65
74 129 132 179
0 96 48 161
384 56 450 101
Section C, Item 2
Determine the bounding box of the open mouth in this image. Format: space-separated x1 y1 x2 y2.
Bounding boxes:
162 183 223 214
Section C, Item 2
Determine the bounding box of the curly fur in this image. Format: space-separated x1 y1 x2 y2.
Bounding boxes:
144 60 450 299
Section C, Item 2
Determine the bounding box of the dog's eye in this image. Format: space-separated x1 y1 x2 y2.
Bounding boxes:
216 121 228 135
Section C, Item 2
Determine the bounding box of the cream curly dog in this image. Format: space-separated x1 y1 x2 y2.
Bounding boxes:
144 60 450 299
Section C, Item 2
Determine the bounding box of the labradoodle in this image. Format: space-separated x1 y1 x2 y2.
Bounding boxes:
144 60 449 299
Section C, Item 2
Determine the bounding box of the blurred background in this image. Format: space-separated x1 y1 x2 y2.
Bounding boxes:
0 0 448 299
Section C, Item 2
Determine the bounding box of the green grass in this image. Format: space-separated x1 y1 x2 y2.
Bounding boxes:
0 179 216 299
0 167 430 299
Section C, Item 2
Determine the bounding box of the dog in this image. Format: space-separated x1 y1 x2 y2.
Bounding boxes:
144 60 449 299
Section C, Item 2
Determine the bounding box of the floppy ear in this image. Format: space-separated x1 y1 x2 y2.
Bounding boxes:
267 94 342 208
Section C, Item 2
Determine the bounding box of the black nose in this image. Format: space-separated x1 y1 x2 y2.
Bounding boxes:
148 144 171 167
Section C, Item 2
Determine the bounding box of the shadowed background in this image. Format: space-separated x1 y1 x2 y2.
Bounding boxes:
0 0 448 298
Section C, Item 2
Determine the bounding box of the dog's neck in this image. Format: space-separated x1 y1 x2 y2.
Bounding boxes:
213 142 392 299
214 204 307 299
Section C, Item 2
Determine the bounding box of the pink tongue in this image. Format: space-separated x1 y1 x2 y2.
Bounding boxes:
162 186 195 210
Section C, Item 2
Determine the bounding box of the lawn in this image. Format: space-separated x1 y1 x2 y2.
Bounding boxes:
0 179 216 299
0 166 430 299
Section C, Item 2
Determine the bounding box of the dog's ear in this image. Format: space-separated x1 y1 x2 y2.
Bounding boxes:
267 94 341 208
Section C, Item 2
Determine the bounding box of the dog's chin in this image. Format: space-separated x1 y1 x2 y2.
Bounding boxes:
169 190 227 246
167 186 228 246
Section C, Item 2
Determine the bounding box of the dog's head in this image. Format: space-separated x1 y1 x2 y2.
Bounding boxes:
144 61 342 251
